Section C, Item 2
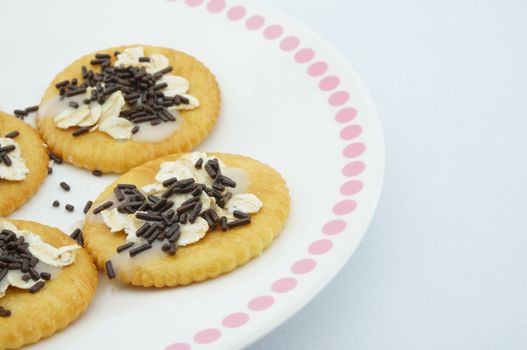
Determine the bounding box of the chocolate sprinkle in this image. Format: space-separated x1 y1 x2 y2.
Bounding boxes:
4 131 19 139
92 170 102 177
52 200 60 208
29 281 45 293
48 152 63 164
0 307 11 317
129 242 152 257
65 204 75 212
83 200 93 214
0 134 20 167
70 228 84 246
105 260 116 279
60 181 71 191
93 201 113 214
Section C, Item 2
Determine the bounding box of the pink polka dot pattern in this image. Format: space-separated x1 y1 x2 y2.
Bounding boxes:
307 61 328 77
343 142 366 158
223 312 250 328
335 107 357 123
340 180 364 196
165 343 192 350
343 161 366 177
164 1 370 347
322 220 347 235
194 329 221 344
333 200 357 215
329 91 350 106
309 239 334 255
291 258 317 274
294 48 315 63
185 0 204 6
319 75 340 91
271 277 298 293
280 36 300 51
245 15 265 30
248 295 275 311
207 0 225 13
226 5 246 20
340 124 362 140
264 24 283 39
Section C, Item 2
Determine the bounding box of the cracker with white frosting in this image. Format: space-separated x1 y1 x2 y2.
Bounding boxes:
0 112 48 216
37 45 220 173
83 152 290 287
0 219 97 349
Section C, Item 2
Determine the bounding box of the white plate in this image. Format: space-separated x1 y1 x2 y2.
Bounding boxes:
0 0 384 349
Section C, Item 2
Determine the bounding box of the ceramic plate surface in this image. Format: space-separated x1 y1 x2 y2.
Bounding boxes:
0 0 384 348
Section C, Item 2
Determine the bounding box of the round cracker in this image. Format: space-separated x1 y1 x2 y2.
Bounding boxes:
0 112 48 216
37 45 221 174
0 219 98 349
83 153 290 287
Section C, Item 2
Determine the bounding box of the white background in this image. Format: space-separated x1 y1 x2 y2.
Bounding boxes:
252 0 527 349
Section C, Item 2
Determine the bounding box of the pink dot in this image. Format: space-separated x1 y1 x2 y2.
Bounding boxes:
343 161 366 177
333 200 357 215
343 142 366 158
319 75 340 91
307 61 328 77
322 220 347 235
263 24 283 39
340 124 362 140
329 91 350 106
227 6 246 20
206 0 225 13
335 107 357 123
222 312 249 328
194 328 221 344
185 0 204 6
248 295 274 311
291 258 317 274
272 277 298 293
245 15 265 30
294 48 315 63
309 239 333 255
165 343 191 350
340 180 364 196
280 36 300 51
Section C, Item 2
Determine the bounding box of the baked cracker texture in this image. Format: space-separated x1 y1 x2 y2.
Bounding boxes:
83 153 290 287
37 45 221 174
0 112 48 216
0 220 98 350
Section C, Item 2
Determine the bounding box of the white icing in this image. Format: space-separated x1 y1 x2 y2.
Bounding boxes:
43 46 198 142
225 194 263 214
100 152 262 250
0 138 29 181
0 221 79 298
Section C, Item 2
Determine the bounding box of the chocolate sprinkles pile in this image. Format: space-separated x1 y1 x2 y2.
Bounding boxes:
55 51 193 136
0 229 51 317
102 158 253 278
0 130 20 167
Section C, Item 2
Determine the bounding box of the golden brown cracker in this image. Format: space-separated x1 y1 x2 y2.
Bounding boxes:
0 219 98 350
37 45 221 174
83 153 290 287
0 112 48 216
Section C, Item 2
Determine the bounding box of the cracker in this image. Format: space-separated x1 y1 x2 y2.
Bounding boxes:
37 45 221 173
0 112 48 216
0 220 98 350
83 153 290 287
